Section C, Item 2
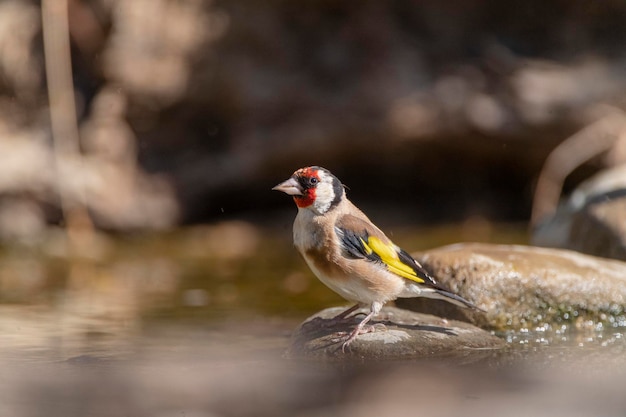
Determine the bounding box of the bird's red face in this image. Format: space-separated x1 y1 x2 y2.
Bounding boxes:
291 167 321 208
272 166 320 208
273 166 344 214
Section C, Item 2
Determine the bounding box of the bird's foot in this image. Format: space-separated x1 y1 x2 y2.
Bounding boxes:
332 323 386 353
330 302 383 353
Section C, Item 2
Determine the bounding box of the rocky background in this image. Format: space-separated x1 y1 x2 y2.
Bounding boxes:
2 0 626 241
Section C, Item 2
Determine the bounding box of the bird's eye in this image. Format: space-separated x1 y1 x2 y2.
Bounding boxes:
309 177 319 185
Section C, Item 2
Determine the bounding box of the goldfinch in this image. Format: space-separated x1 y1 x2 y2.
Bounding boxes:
273 166 481 351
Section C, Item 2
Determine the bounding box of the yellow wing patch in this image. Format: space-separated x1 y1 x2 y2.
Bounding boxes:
360 236 425 284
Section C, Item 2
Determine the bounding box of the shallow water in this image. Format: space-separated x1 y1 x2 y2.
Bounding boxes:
1 222 624 358
2 222 626 415
0 221 524 359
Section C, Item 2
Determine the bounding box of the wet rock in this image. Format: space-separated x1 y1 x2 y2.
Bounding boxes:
398 243 626 330
533 165 626 260
287 306 504 360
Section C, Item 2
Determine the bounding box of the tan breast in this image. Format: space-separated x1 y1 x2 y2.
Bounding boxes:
292 204 406 304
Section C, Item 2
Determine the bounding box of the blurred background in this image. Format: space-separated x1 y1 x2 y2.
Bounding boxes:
2 0 626 415
4 0 626 236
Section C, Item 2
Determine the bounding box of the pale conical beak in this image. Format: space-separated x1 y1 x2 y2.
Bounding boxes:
272 177 303 196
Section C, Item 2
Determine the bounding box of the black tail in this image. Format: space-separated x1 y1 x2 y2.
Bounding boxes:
432 289 485 312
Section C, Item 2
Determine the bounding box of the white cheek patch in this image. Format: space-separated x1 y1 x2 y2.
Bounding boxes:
312 171 336 214
314 184 333 214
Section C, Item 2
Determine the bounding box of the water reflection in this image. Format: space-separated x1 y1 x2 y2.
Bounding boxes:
2 221 626 415
0 220 624 363
0 221 307 361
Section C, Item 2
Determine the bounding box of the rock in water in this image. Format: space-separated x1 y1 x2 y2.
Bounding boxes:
398 243 626 331
287 306 504 360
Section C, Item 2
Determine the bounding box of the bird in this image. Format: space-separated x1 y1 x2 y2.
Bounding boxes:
273 166 482 351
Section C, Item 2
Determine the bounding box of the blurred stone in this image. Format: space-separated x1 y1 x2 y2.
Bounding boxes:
77 86 180 230
0 198 46 244
80 86 135 162
287 306 504 360
387 95 439 139
0 1 42 99
533 164 626 260
398 243 626 331
0 129 52 193
0 97 178 234
466 93 506 132
512 59 619 125
101 0 225 104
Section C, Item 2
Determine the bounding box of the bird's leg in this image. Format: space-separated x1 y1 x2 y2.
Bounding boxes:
340 311 375 352
341 301 383 352
310 303 361 331
304 303 363 334
331 303 361 321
